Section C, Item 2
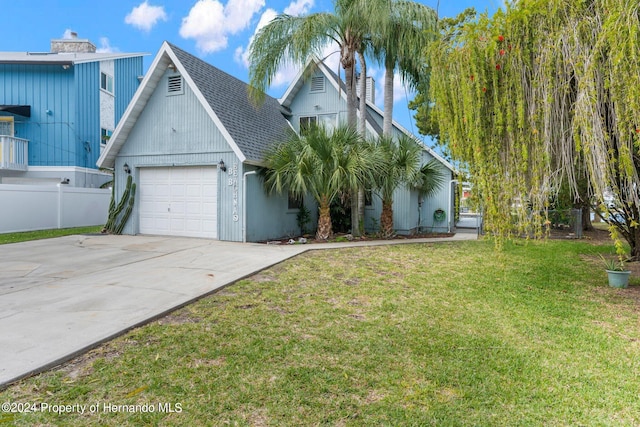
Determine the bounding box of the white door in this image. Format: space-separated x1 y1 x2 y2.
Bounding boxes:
139 166 218 238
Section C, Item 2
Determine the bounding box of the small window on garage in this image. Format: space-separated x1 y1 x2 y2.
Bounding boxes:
167 74 184 96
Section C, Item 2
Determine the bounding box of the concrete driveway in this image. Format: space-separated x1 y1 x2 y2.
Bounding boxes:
0 234 310 387
0 232 476 388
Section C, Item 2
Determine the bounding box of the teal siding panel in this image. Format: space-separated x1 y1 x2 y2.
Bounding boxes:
0 63 75 167
114 57 143 122
75 62 100 169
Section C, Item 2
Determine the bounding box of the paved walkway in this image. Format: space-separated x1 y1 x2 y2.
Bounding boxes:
0 232 476 388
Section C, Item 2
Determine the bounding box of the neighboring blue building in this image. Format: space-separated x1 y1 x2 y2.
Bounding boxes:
0 34 146 187
99 42 455 242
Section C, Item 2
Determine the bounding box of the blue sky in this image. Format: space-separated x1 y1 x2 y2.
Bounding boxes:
1 0 503 140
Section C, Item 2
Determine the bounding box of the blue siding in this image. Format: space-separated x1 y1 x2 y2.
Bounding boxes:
114 56 143 122
0 63 75 166
75 62 100 169
0 56 142 172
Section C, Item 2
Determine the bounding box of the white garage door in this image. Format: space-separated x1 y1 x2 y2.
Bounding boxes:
139 166 217 238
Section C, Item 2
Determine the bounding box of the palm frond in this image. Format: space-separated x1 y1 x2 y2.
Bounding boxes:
248 13 340 104
413 159 447 198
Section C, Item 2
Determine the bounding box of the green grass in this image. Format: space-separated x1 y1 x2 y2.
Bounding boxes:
2 239 640 426
0 226 103 245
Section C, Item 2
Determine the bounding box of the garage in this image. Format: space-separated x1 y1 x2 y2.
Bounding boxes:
139 166 218 238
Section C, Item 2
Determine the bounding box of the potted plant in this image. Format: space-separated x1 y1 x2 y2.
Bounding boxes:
600 255 631 288
599 224 632 288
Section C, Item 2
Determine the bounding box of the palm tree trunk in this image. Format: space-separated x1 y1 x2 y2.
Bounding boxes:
380 199 394 239
342 46 358 128
383 60 395 137
357 51 367 136
351 51 368 238
317 199 333 240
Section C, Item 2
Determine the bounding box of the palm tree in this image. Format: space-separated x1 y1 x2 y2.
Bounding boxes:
262 126 381 240
248 0 368 128
413 159 447 203
373 135 422 238
249 0 377 237
363 0 438 136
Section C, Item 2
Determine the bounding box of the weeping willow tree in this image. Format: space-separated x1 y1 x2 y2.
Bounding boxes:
423 0 640 257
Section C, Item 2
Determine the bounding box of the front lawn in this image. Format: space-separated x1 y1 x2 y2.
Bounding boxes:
2 239 639 425
0 226 103 245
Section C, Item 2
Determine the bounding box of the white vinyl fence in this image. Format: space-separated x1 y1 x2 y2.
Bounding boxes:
0 184 111 234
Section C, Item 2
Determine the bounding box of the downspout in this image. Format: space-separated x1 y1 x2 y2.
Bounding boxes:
448 179 458 233
242 170 257 243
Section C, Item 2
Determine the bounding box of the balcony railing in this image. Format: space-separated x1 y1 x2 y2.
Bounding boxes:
0 135 28 171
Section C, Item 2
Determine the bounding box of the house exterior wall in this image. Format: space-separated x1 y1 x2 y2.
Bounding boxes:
99 60 115 138
287 72 342 133
0 63 75 166
114 56 144 121
417 151 455 233
285 66 455 236
113 69 240 240
0 56 142 175
244 164 318 242
75 61 100 169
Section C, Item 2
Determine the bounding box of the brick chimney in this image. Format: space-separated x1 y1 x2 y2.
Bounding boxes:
50 32 97 53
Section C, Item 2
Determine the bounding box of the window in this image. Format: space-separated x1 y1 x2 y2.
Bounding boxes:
299 116 317 135
167 75 183 95
101 128 112 146
100 72 113 93
365 189 373 207
310 76 325 93
318 113 336 131
288 193 303 210
0 117 14 136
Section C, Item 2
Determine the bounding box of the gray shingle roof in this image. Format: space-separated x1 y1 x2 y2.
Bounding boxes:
168 43 291 164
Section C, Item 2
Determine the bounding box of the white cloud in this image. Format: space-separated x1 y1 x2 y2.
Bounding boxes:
234 8 277 67
225 0 266 32
180 0 265 54
125 1 168 32
284 0 314 16
235 0 332 90
95 37 119 53
61 29 75 39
